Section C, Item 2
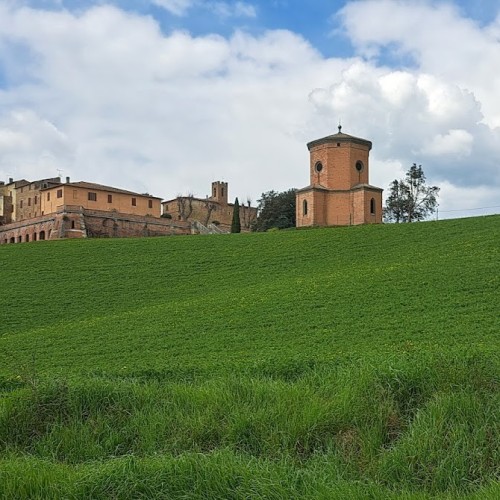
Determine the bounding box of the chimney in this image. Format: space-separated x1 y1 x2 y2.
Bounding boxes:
66 176 70 184
9 177 13 184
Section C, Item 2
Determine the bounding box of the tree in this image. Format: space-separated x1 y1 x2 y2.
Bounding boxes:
384 164 439 223
203 197 218 227
231 197 241 233
177 194 194 221
252 189 297 231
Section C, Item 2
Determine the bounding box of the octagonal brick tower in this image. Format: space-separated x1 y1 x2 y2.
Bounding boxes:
296 126 383 227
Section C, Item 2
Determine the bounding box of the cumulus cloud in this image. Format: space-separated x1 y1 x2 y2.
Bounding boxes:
0 4 337 199
338 0 500 127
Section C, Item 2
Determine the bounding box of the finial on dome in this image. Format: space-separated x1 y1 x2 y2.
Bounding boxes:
338 124 342 133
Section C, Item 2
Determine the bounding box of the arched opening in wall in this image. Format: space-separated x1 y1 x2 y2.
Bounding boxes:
17 236 22 243
39 231 46 240
25 234 30 242
303 199 308 216
33 233 37 241
71 220 75 229
10 237 15 244
370 198 375 215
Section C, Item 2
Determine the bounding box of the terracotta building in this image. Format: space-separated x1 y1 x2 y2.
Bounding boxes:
162 181 258 232
41 180 162 218
0 178 189 243
296 127 383 227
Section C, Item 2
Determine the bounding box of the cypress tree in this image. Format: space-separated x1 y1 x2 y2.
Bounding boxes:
231 197 241 233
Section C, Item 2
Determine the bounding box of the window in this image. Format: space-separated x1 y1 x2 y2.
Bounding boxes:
34 196 38 205
148 200 153 209
71 221 75 229
108 194 113 203
213 188 217 197
57 189 63 198
28 197 31 206
132 197 137 206
303 199 308 216
47 192 51 201
221 187 225 197
88 192 97 201
315 162 323 173
355 161 364 172
370 198 376 215
20 200 23 208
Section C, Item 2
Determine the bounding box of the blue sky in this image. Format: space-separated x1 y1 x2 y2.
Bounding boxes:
0 0 500 218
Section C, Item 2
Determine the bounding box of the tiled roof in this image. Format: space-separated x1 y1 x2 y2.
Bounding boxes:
44 181 161 199
307 129 372 151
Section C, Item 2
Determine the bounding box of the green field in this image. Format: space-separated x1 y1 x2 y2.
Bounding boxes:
0 216 499 498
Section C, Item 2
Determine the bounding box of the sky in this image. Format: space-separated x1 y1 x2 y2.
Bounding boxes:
0 0 499 220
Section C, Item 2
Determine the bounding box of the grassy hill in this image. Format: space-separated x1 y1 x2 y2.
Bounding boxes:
0 216 498 498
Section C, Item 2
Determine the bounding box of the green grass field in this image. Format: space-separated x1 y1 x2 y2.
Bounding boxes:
0 216 499 498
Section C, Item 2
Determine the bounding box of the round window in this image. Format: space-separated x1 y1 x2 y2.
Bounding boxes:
315 162 323 173
355 161 364 172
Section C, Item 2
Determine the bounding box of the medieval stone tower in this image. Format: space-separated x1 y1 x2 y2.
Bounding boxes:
211 181 228 205
296 127 383 227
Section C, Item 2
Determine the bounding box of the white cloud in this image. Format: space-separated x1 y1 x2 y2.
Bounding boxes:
151 0 195 16
0 109 73 180
421 129 473 158
210 1 257 19
338 0 500 127
151 0 257 19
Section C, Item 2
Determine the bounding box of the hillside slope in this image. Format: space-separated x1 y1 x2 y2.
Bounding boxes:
0 216 499 498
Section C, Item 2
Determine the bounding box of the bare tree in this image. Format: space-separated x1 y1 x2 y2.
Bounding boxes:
203 197 218 226
177 194 194 221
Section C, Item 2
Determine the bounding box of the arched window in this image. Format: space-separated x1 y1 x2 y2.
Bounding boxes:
370 198 375 215
303 199 308 216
